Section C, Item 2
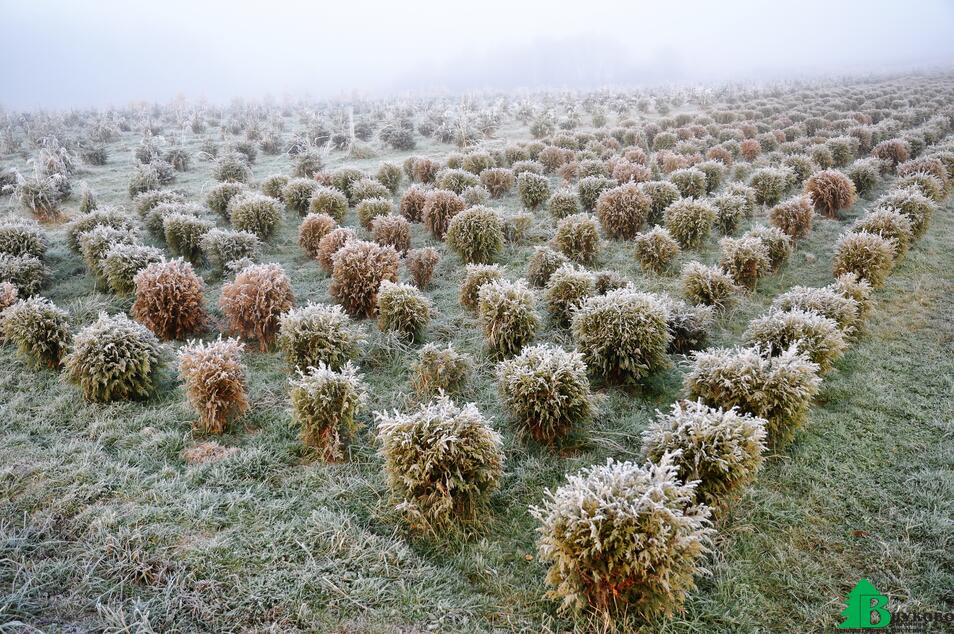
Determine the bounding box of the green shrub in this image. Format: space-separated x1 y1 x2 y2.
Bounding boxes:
376 162 403 193
212 152 252 183
354 197 393 230
846 158 882 196
330 240 400 318
261 174 290 200
554 213 601 264
134 189 184 218
220 263 295 351
772 285 860 334
282 178 320 216
0 218 47 258
0 254 50 296
436 168 480 195
639 180 681 224
633 226 681 274
547 189 580 218
743 225 792 270
228 192 283 240
594 183 650 239
102 243 163 295
711 193 747 235
64 312 163 402
832 231 895 287
79 226 139 286
642 401 767 507
163 213 213 263
460 263 504 311
577 175 617 211
669 167 707 198
719 236 770 290
65 207 134 252
659 296 712 354
498 344 593 443
411 343 472 398
306 186 349 223
178 337 249 434
291 363 365 461
530 456 712 619
349 178 391 206
477 279 540 357
830 273 874 324
749 167 791 206
851 209 913 259
875 187 935 239
664 198 716 249
897 172 945 203
571 289 670 383
206 182 247 219
544 264 595 326
277 302 364 372
422 189 465 239
132 258 207 340
748 307 847 375
128 163 161 197
1 296 71 368
445 206 504 264
517 172 550 209
376 395 504 533
200 228 261 275
525 246 568 287
685 345 821 444
681 261 740 309
377 281 433 341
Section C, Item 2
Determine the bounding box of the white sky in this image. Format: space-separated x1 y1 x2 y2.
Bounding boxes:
1 0 953 109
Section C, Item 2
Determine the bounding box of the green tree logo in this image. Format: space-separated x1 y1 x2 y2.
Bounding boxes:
838 579 891 629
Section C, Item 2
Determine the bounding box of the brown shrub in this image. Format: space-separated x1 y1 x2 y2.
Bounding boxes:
400 184 429 222
219 263 295 350
178 337 249 434
330 240 400 318
422 189 465 239
406 247 440 289
299 213 337 259
316 227 357 273
595 183 651 240
768 195 814 240
805 170 856 218
132 258 207 340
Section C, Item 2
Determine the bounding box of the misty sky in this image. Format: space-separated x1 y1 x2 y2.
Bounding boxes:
2 0 953 109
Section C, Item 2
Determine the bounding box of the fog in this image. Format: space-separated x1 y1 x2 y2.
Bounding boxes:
2 0 953 109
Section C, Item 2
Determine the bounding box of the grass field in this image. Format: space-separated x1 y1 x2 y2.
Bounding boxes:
1 79 953 632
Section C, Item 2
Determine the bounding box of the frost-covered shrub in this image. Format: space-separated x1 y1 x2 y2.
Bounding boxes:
422 189 466 239
411 343 472 398
65 207 134 252
460 263 504 311
685 345 821 444
0 254 50 296
830 273 873 323
749 167 791 206
669 167 707 198
132 258 206 340
526 246 569 288
634 226 681 274
298 213 337 259
875 187 935 239
846 158 882 196
292 148 324 178
744 225 792 270
127 163 161 197
206 181 247 219
349 178 391 206
406 247 440 289
79 226 139 285
277 177 317 216
517 172 550 209
212 152 252 183
330 240 400 318
498 344 593 443
851 208 913 259
594 183 650 240
896 172 946 203
64 312 163 402
376 161 403 193
377 281 432 341
745 308 847 374
711 193 747 235
547 189 580 219
277 302 363 372
898 157 949 190
477 279 540 357
163 213 213 263
356 197 394 230
544 264 595 325
772 285 860 334
832 231 895 287
696 160 725 194
0 282 16 314
134 189 185 218
768 195 814 240
681 261 740 309
481 168 515 198
805 169 857 217
436 168 480 195
554 213 601 264
871 138 910 169
719 236 770 290
261 174 289 200
664 198 716 249
228 192 282 240
178 337 249 434
220 263 295 350
291 363 365 461
642 401 767 506
399 184 429 222
200 228 261 275
316 227 357 273
0 218 47 259
530 456 712 618
376 395 504 532
446 206 504 264
571 289 670 383
0 296 71 368
103 243 163 296
370 215 410 254
659 296 712 354
577 175 617 211
639 180 681 223
144 201 203 238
